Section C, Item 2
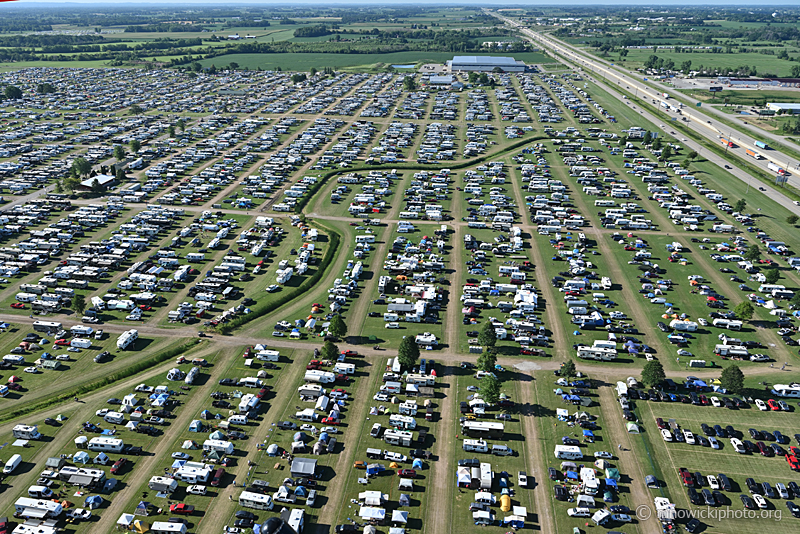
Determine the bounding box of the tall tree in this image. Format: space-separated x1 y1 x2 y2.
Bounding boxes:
720 365 745 394
73 294 86 316
397 336 420 371
477 351 497 373
478 321 497 350
71 157 92 178
90 178 104 194
130 139 141 154
480 375 502 404
4 85 22 100
403 76 417 92
734 199 747 212
114 145 125 161
328 315 347 339
560 359 576 378
320 340 339 361
128 104 143 116
764 268 781 285
743 246 760 262
733 301 755 321
641 360 666 388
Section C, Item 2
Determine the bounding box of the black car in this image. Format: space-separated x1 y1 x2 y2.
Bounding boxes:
761 430 775 441
685 518 701 533
746 478 761 494
735 397 748 408
712 490 726 506
772 444 787 456
235 511 256 521
789 482 800 498
458 458 480 468
702 489 715 506
657 322 670 332
549 467 560 480
714 425 726 438
701 423 714 436
218 378 236 386
694 472 704 487
718 473 732 492
674 429 685 442
623 409 636 421
335 525 357 533
609 505 631 514
229 431 247 440
788 501 800 518
743 440 758 453
639 391 650 401
726 425 737 438
554 486 568 501
795 434 800 446
107 398 122 405
775 431 789 444
741 494 757 510
44 418 58 426
410 449 428 459
697 436 710 447
749 428 762 440
724 397 735 409
562 437 580 446
688 488 703 505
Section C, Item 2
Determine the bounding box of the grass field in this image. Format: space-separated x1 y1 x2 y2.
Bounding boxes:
684 89 800 107
618 50 797 77
198 52 550 71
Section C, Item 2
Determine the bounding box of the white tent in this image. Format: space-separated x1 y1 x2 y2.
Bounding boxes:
391 510 408 524
74 451 90 465
359 491 386 506
626 423 640 434
117 513 135 527
364 526 377 534
182 440 198 450
359 507 386 521
389 529 406 534
126 421 139 430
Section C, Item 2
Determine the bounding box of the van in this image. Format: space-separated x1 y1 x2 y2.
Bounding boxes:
326 438 337 454
28 485 53 498
491 445 514 456
3 454 22 474
210 468 225 487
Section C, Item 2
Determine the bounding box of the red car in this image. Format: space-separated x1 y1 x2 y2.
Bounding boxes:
306 360 321 370
138 305 152 311
768 399 781 411
110 458 127 474
0 516 8 534
788 455 800 471
321 418 339 425
169 504 194 515
341 351 358 357
398 469 416 478
54 339 70 346
679 468 693 487
10 303 24 309
335 374 349 382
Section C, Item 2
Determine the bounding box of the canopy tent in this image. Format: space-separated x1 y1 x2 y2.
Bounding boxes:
364 527 377 534
398 478 414 490
503 515 525 529
412 458 423 470
74 451 90 465
171 459 186 469
134 501 152 516
85 495 103 509
456 467 471 487
126 421 139 430
399 493 411 507
388 529 406 534
117 513 135 527
565 470 578 480
359 507 386 521
605 478 618 490
182 440 198 450
391 510 409 524
359 491 385 506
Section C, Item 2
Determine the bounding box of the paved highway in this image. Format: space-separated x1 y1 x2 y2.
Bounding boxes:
489 10 800 191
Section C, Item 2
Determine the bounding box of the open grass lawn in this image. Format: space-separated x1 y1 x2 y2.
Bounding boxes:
683 89 800 107
198 52 550 72
619 50 797 78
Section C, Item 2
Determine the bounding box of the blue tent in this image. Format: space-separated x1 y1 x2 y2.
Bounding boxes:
294 485 307 496
694 380 707 387
503 516 524 529
583 429 595 438
499 477 508 488
85 495 103 509
318 432 329 444
412 458 423 470
565 471 578 480
605 478 618 490
171 459 186 468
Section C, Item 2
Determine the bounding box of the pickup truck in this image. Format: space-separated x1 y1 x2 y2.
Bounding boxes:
383 450 407 462
169 504 194 515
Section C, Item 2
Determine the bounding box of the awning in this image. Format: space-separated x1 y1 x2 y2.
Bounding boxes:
20 508 48 519
69 474 95 486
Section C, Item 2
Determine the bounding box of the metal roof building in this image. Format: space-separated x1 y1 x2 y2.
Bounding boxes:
447 55 525 72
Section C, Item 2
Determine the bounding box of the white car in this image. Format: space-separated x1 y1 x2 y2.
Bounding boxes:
373 393 389 402
753 494 768 509
661 429 673 442
609 312 626 319
95 408 108 417
707 475 719 489
271 331 285 337
698 318 708 326
171 452 190 459
593 451 613 459
299 424 316 432
750 354 769 362
683 430 695 445
56 354 70 361
518 471 528 487
731 438 746 453
755 399 768 411
567 508 591 518
266 285 280 293
777 483 790 499
467 386 480 392
709 436 720 449
794 201 800 206
711 397 722 407
385 322 400 329
67 347 81 353
24 366 39 373
677 349 692 356
187 485 207 495
321 426 338 434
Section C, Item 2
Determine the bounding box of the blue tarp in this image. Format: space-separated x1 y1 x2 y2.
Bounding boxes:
583 429 594 437
605 478 618 488
566 471 578 480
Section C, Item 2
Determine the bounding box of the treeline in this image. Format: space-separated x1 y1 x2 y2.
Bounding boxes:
293 25 332 38
125 24 209 33
0 34 104 47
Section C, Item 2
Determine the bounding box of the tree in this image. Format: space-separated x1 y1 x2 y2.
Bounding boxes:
177 118 185 132
309 67 317 76
733 301 755 321
790 292 800 308
328 315 347 339
320 340 339 362
63 177 81 193
191 61 202 72
168 125 176 138
403 76 417 92
764 268 781 285
397 336 420 371
720 364 745 394
116 167 126 182
641 360 666 388
228 62 239 70
651 137 662 151
687 150 698 160
744 246 760 262
73 294 86 316
788 214 799 226
642 131 652 145
71 157 92 178
4 85 22 100
560 359 576 378
130 139 141 154
114 145 125 161
734 199 747 213
661 145 672 160
54 180 63 194
129 104 143 116
90 178 104 194
480 375 502 404
477 351 497 373
478 321 497 350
